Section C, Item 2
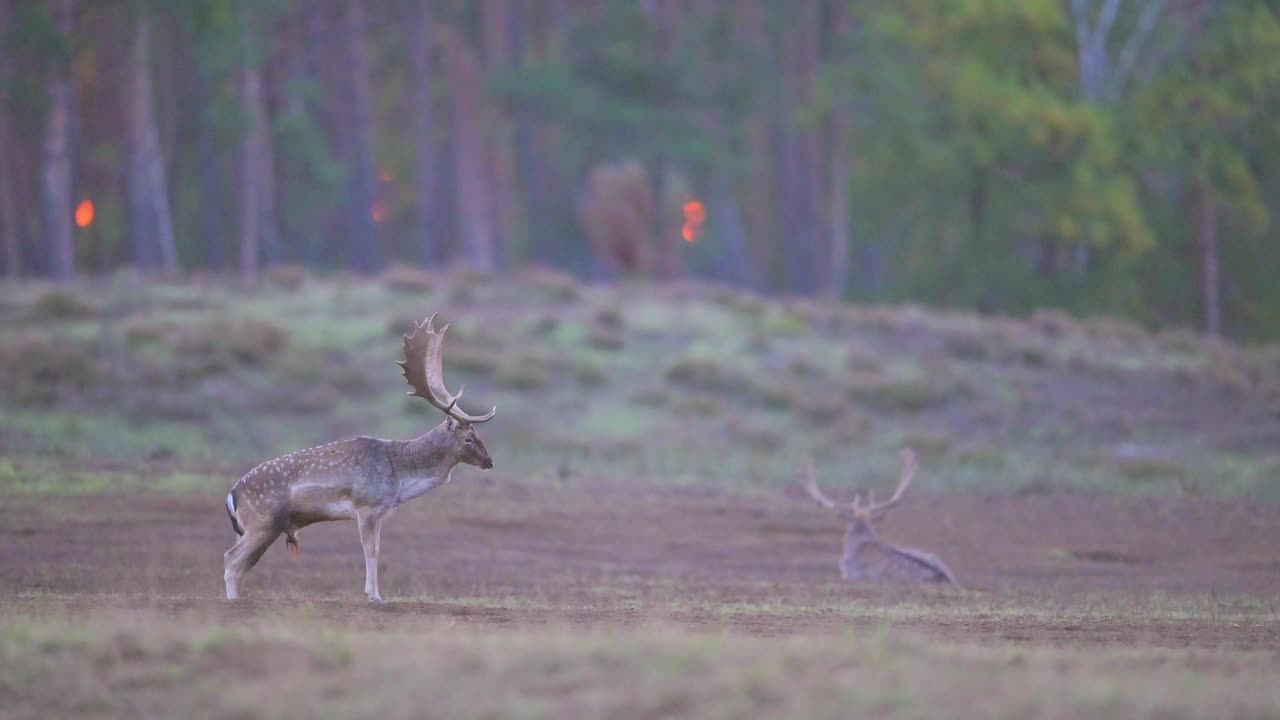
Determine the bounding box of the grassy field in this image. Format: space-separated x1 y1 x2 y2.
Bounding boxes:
1 268 1278 719
3 610 1278 720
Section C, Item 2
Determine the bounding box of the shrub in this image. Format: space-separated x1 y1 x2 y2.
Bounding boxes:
1029 308 1079 338
784 388 848 422
170 318 289 379
574 357 608 386
594 305 624 329
32 288 96 320
587 324 625 351
941 332 989 361
845 368 971 413
664 357 745 395
265 264 310 291
496 358 550 390
520 267 580 302
0 334 99 406
1085 315 1149 344
578 160 656 275
381 263 435 293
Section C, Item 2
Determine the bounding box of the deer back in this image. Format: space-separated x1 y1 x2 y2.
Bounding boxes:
231 437 395 520
844 537 956 584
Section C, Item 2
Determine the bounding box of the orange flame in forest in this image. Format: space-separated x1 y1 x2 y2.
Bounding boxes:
75 200 95 228
371 200 388 223
682 197 706 242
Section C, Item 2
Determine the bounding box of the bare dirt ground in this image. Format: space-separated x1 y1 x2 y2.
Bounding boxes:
2 475 1278 650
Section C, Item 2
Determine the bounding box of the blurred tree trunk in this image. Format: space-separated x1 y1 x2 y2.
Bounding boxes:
1195 178 1221 336
799 0 824 296
409 0 439 265
0 0 19 276
128 15 178 272
711 175 755 289
237 7 281 279
510 0 545 265
826 112 851 301
192 59 225 271
445 28 495 270
484 0 517 266
239 66 265 279
41 0 74 279
652 0 682 280
739 0 776 290
776 5 820 294
345 0 381 272
824 0 852 301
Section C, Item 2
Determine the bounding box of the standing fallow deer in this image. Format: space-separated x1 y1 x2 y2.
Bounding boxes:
223 314 496 604
802 449 957 584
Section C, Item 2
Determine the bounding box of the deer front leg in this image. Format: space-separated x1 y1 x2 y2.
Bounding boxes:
357 510 385 604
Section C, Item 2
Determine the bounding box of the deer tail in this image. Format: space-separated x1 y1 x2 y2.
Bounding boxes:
225 492 244 536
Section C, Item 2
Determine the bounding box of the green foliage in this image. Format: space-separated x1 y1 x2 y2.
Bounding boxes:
8 0 1280 341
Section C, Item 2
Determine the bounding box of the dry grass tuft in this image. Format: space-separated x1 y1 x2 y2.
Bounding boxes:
381 263 436 293
496 351 553 390
1029 308 1080 338
518 266 581 302
845 367 972 414
264 264 310 291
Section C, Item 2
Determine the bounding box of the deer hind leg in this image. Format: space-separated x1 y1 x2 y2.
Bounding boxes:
223 527 282 600
356 511 385 604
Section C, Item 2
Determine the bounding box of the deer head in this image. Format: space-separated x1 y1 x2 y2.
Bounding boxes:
803 448 918 534
398 314 496 469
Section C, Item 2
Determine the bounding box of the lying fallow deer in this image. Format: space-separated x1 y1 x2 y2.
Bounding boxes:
803 449 957 584
223 313 495 604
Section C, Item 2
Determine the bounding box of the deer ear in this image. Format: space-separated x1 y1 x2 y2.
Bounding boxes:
445 416 459 431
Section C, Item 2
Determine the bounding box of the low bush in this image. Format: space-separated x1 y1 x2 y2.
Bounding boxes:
381 264 435 293
32 288 96 320
0 334 100 406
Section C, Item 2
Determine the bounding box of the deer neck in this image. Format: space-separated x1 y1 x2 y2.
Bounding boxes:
388 426 460 505
845 518 876 543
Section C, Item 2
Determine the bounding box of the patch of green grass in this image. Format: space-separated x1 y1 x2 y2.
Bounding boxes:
1 610 1277 720
1 274 1275 497
0 459 225 495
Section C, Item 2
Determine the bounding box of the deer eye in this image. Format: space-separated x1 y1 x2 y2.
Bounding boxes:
464 437 474 445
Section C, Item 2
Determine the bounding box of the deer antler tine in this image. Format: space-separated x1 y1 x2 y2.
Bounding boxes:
802 458 839 511
399 314 495 424
869 446 918 515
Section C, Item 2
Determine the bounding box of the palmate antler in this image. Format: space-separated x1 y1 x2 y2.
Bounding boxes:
802 448 918 516
398 313 495 424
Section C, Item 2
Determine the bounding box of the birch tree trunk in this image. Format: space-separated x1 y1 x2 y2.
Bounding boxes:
239 65 264 279
42 0 74 279
128 16 178 272
409 0 439 265
446 29 495 270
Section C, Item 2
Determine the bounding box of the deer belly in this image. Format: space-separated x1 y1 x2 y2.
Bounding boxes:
288 481 356 523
